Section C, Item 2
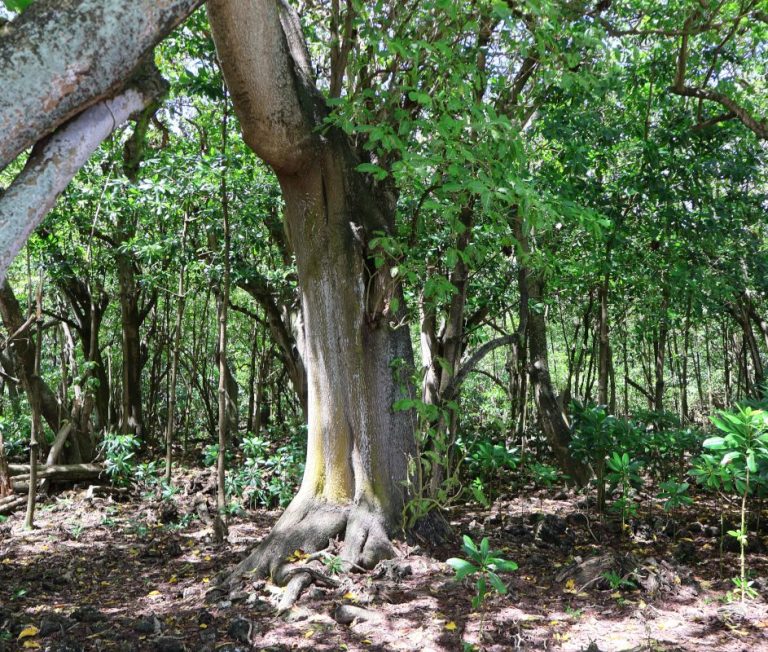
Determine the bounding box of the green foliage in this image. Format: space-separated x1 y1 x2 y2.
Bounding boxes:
469 477 490 508
446 535 518 610
101 432 140 487
602 570 636 592
605 452 643 526
226 427 306 509
693 405 768 602
323 555 344 576
2 0 33 13
527 462 561 489
657 480 692 512
0 413 31 460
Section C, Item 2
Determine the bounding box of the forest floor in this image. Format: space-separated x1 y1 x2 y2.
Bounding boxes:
1 471 768 651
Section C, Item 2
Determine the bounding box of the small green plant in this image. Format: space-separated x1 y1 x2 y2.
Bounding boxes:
605 452 642 531
602 570 636 591
134 461 160 489
447 535 517 638
657 479 692 512
565 606 583 619
470 477 490 508
725 577 759 603
12 587 28 600
67 523 84 540
101 432 140 486
700 405 768 602
159 480 179 501
323 555 344 575
527 462 560 488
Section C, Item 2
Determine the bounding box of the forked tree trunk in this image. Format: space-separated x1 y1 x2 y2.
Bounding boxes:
208 0 416 583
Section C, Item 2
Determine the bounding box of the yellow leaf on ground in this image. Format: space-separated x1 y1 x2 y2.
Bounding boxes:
445 621 457 631
147 590 161 597
202 577 210 584
22 641 41 649
564 578 576 593
342 592 358 602
287 549 309 562
18 626 39 640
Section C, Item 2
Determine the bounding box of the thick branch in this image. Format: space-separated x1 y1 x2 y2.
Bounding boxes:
670 84 767 140
442 334 519 402
0 80 165 283
0 0 203 172
207 0 320 172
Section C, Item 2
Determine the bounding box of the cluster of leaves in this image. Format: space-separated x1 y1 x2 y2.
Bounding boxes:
447 535 518 610
224 426 306 510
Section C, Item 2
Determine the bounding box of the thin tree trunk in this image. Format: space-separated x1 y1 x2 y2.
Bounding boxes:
511 211 588 486
24 273 43 529
165 215 189 483
216 94 232 527
597 274 610 407
653 286 670 412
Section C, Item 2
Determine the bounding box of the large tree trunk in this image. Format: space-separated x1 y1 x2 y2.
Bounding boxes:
208 0 416 584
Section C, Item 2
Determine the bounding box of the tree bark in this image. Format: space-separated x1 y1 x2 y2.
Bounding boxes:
0 0 203 173
0 78 166 283
653 286 670 412
511 212 589 486
0 281 61 435
165 216 188 483
208 0 417 583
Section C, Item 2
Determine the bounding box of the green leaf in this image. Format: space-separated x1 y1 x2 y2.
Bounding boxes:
720 451 741 466
3 0 33 12
489 558 518 573
355 162 388 180
446 558 477 580
702 436 726 449
462 534 478 555
746 450 757 473
488 571 507 595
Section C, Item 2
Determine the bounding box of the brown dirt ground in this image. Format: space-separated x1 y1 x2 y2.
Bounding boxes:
1 474 768 651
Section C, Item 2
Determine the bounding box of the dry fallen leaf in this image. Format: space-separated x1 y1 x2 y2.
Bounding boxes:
18 626 39 640
287 549 310 562
445 621 457 631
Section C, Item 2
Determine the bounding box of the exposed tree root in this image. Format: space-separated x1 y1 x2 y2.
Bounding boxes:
217 495 397 597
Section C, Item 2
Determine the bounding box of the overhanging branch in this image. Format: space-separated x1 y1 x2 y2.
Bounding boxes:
0 79 165 283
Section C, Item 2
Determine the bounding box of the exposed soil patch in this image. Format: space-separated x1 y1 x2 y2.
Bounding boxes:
1 475 767 651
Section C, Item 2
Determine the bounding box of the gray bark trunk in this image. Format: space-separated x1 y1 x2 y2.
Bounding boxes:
208 0 417 582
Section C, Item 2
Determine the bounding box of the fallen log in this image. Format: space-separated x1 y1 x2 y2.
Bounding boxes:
8 463 104 493
8 463 103 478
0 495 26 515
